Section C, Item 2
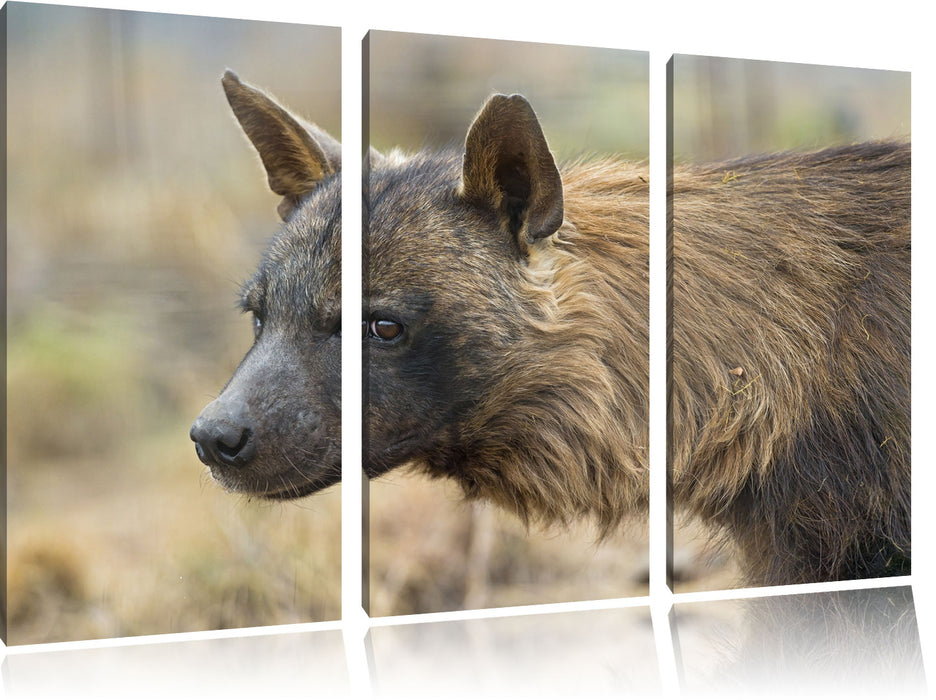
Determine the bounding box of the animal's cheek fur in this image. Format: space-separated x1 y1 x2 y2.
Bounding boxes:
365 324 484 473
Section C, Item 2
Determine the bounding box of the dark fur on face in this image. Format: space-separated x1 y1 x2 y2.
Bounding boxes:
190 71 341 499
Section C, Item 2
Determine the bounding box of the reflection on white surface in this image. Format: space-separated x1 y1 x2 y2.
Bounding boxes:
1 586 925 698
673 585 925 696
2 629 349 699
368 606 660 698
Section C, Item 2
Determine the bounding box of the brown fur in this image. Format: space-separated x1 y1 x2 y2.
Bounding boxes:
669 142 910 584
364 98 650 537
443 157 651 534
368 128 909 586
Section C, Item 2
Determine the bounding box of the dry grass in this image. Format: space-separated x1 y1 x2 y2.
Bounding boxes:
368 475 740 615
370 473 641 616
7 417 342 644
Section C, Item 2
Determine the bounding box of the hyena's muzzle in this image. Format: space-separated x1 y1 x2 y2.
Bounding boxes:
190 329 341 499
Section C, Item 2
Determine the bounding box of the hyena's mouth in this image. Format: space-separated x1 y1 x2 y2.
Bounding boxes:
207 460 341 500
259 467 342 500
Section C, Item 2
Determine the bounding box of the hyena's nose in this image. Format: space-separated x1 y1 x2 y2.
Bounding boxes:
190 399 256 469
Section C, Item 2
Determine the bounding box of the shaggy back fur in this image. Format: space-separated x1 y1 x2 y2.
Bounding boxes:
670 142 910 584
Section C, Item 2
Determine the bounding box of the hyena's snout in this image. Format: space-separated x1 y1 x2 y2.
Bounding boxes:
190 394 256 470
189 339 339 499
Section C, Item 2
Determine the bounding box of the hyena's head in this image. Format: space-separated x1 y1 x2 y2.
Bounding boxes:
190 71 341 499
365 94 564 479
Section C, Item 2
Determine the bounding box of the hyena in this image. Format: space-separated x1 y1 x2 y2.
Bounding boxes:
191 72 909 586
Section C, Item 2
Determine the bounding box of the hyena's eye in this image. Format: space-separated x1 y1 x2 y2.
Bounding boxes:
252 314 263 339
365 318 404 342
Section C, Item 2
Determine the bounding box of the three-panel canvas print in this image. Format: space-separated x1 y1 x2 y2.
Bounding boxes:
1 1 923 695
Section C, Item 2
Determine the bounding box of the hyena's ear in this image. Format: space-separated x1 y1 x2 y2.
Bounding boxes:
222 70 341 221
461 94 563 254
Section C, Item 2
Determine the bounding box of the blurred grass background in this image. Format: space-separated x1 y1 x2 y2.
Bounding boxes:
672 55 910 162
5 3 340 644
670 55 910 591
366 32 655 616
368 32 649 161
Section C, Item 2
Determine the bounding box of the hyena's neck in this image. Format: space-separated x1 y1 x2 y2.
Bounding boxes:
440 159 651 534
